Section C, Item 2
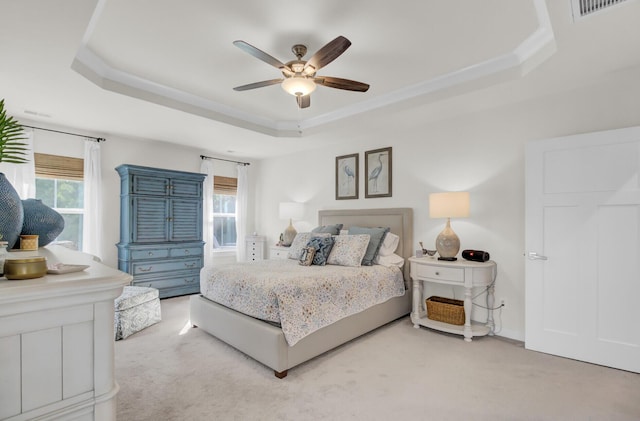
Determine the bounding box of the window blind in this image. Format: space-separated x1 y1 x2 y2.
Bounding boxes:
34 153 84 181
214 176 237 195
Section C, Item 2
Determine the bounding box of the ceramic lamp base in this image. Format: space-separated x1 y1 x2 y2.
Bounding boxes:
282 219 297 246
435 218 460 260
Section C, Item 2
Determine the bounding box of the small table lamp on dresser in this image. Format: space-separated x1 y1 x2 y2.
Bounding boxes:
279 202 304 246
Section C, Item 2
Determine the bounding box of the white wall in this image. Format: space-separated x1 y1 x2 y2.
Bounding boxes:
22 65 640 342
25 124 259 269
255 72 640 341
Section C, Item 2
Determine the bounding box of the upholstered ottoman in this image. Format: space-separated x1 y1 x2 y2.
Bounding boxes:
114 286 161 340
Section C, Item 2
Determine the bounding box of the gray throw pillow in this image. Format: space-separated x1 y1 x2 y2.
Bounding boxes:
311 224 343 235
347 226 390 266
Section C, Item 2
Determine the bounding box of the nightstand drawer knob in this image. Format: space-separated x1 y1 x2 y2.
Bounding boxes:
435 271 440 276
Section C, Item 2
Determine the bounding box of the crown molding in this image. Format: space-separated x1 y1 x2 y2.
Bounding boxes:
72 0 555 137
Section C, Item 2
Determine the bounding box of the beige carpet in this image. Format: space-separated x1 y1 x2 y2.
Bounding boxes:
115 296 640 420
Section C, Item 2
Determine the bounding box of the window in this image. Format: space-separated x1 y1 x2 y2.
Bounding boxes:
213 176 237 249
34 153 84 250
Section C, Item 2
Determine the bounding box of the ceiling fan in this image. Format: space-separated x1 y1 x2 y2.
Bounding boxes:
232 36 370 109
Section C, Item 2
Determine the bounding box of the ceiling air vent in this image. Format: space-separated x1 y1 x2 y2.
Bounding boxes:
571 0 635 21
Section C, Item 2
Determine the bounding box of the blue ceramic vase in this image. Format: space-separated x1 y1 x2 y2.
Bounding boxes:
0 173 24 250
21 198 65 247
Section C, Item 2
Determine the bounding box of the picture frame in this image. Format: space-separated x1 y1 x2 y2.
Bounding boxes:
365 147 392 198
335 153 359 200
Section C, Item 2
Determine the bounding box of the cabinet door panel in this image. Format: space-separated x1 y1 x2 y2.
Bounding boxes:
132 175 168 195
170 199 202 241
133 197 168 242
171 178 202 198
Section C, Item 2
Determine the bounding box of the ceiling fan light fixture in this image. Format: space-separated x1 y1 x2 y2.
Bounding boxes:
281 77 316 97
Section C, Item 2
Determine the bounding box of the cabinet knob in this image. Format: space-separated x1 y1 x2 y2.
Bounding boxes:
148 251 154 256
184 249 190 254
435 271 440 276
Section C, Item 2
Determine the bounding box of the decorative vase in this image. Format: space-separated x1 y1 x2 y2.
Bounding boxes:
0 173 24 250
21 198 65 247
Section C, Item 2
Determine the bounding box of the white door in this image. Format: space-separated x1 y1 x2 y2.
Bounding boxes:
525 126 640 373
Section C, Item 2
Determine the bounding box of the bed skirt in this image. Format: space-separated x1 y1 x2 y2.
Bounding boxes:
189 293 410 377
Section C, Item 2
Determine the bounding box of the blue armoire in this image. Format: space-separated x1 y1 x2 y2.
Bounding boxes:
116 164 206 298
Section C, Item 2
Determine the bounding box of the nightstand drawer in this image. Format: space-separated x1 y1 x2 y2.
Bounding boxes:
270 247 289 259
415 264 464 283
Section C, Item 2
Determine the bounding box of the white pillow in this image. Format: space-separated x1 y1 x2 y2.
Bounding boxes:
378 232 400 256
326 234 370 267
374 253 405 268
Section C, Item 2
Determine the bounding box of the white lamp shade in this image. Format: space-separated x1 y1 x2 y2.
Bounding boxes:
279 202 304 220
281 77 316 96
429 192 470 219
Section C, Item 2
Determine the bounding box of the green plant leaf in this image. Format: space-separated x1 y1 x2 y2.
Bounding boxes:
0 98 29 164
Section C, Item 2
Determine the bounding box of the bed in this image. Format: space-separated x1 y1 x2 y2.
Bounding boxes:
189 207 413 378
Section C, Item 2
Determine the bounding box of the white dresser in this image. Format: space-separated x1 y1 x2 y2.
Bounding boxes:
0 245 131 421
245 235 265 261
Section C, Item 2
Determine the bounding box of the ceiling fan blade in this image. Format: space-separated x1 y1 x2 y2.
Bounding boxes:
233 79 283 91
315 76 369 92
233 40 290 71
297 95 310 109
305 36 351 72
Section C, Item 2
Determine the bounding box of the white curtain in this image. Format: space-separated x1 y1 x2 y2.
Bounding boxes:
200 159 215 266
83 140 103 260
235 164 248 262
0 130 36 198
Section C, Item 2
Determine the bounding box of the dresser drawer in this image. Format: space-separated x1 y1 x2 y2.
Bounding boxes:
414 264 464 283
132 257 202 275
169 246 203 258
131 248 170 260
132 273 200 290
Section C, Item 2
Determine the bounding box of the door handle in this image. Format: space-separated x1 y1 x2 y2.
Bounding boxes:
526 252 548 261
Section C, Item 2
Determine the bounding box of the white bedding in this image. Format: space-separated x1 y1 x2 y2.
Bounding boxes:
200 259 405 345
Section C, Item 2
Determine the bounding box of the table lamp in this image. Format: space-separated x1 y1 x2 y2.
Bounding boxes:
429 192 470 261
279 202 304 246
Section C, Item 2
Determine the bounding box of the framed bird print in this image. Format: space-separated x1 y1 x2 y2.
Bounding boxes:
365 147 392 198
336 153 359 200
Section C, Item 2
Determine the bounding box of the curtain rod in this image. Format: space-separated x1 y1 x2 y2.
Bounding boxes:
22 125 106 142
200 154 250 166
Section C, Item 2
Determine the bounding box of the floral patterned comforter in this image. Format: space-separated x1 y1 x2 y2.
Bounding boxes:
200 259 405 346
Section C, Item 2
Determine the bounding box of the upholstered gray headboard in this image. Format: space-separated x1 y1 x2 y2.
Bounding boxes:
318 208 413 281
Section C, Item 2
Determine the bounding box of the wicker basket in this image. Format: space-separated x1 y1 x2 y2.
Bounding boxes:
425 296 465 325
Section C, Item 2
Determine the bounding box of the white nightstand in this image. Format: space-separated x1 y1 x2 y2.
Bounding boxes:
245 235 265 261
409 257 497 342
270 245 290 260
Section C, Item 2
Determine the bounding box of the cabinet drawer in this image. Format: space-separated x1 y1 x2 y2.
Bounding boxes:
132 274 200 290
415 264 464 283
131 248 170 260
132 257 202 275
169 246 203 258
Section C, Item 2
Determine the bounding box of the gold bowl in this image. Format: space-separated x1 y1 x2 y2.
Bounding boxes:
3 257 48 280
